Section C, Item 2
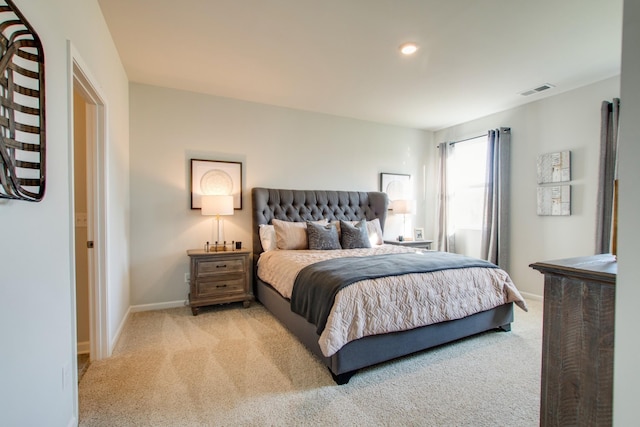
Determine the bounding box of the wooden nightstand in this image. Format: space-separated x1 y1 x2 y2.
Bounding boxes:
384 239 433 250
186 249 253 315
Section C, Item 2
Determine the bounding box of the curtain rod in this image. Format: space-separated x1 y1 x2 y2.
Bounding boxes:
437 133 486 148
451 134 486 145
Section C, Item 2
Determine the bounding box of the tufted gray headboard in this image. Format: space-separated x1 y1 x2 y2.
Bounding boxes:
251 187 388 257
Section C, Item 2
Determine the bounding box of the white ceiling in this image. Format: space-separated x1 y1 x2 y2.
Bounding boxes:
98 0 623 131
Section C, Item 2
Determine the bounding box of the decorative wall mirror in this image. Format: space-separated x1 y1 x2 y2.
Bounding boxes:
0 0 46 202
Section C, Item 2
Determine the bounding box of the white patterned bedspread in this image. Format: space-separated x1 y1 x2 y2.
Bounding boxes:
257 246 528 357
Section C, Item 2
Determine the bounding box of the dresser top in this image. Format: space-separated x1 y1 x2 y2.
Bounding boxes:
530 254 616 284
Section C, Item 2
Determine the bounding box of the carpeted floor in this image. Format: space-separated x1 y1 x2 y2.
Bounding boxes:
79 299 542 426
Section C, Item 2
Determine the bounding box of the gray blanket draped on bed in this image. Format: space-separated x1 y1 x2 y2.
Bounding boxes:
291 251 499 334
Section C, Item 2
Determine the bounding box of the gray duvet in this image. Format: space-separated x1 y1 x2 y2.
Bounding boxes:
291 251 499 334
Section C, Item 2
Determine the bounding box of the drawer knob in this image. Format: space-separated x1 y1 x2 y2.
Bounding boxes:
216 284 228 288
216 264 227 268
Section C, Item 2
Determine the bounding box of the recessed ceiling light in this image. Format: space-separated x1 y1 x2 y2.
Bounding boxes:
399 42 419 55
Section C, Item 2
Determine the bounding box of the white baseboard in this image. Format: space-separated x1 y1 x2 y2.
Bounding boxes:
130 300 187 313
77 341 90 355
520 291 543 301
110 305 131 355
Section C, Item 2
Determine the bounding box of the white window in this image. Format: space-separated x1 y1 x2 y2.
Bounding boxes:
450 136 488 231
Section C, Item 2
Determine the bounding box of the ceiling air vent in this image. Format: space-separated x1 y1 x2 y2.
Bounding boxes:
520 83 555 96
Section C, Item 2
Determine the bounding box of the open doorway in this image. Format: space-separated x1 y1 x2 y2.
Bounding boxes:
73 88 91 378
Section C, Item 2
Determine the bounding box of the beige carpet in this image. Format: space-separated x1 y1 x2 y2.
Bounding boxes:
79 299 542 426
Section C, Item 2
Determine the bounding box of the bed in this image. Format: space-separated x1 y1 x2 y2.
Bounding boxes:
251 187 526 384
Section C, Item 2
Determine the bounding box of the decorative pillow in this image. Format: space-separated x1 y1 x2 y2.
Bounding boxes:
273 219 328 250
339 219 371 249
365 218 384 246
306 221 341 250
259 224 277 252
332 218 384 246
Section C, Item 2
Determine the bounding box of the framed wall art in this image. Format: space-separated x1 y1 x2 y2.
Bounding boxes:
190 159 242 210
537 151 571 184
380 172 411 207
536 150 572 215
0 0 46 202
537 185 571 216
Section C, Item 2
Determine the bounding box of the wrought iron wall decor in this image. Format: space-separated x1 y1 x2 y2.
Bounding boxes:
0 0 45 202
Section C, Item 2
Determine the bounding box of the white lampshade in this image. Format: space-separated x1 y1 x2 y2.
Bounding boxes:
201 195 234 216
391 199 413 214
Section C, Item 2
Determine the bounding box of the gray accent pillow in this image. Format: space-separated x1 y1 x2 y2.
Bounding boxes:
339 219 371 249
307 221 341 250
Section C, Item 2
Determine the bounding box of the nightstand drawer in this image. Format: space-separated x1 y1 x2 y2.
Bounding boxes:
197 257 245 276
197 276 246 297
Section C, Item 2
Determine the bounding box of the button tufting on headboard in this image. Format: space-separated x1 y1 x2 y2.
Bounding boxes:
251 187 389 259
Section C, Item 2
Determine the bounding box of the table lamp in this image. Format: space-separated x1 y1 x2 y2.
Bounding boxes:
391 199 412 241
201 195 234 249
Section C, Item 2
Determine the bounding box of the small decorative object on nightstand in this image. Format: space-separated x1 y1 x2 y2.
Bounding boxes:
384 239 433 250
186 248 253 315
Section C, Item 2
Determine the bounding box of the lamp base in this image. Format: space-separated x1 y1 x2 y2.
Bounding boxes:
215 215 226 245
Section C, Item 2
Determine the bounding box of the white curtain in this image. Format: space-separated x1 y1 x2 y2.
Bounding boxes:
435 142 455 252
481 128 510 271
595 98 620 254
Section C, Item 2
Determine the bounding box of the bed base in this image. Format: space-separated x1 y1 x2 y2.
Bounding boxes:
256 276 514 385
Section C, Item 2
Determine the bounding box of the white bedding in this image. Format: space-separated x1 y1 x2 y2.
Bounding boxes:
257 246 527 357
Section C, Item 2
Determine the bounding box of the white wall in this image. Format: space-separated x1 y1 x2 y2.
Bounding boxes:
129 83 430 306
0 1 129 426
434 76 620 296
613 0 640 423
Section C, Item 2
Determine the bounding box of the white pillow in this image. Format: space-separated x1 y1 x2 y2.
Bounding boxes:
366 218 384 246
258 224 277 252
272 218 328 250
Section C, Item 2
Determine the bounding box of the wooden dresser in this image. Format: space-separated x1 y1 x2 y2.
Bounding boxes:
187 249 253 315
530 254 616 427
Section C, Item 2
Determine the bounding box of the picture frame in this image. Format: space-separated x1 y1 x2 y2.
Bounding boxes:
414 228 424 241
190 159 242 210
537 151 571 184
537 185 571 216
380 173 411 206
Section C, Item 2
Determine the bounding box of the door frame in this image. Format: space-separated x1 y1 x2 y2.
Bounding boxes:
68 42 109 365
